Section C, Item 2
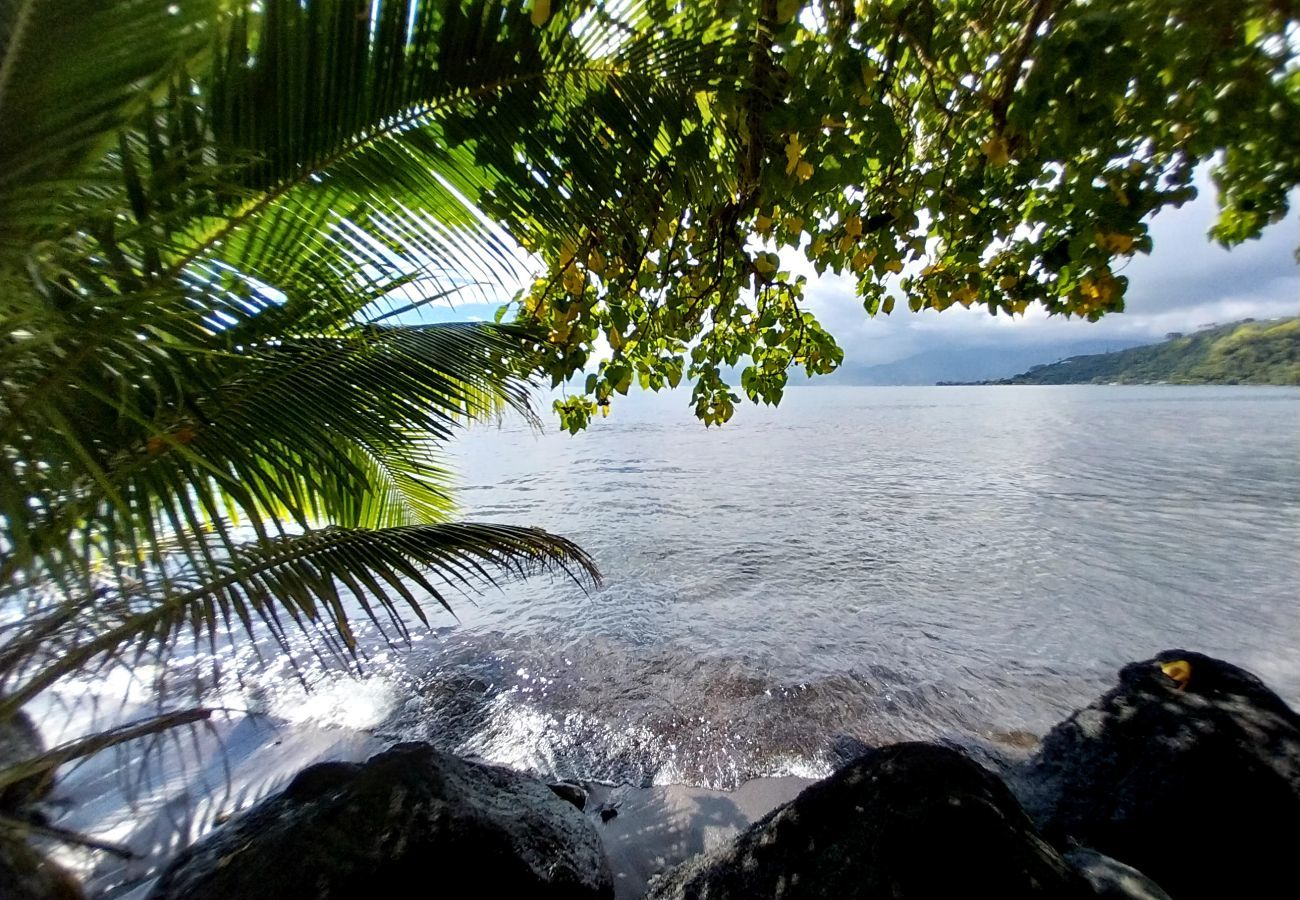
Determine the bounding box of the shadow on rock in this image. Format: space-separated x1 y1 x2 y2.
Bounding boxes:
148 742 613 900
648 742 1094 899
1018 649 1300 900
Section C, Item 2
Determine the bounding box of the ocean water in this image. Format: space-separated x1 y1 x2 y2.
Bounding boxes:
44 385 1300 810
334 384 1300 789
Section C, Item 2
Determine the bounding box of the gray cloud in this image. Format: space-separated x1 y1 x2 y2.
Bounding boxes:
806 180 1299 365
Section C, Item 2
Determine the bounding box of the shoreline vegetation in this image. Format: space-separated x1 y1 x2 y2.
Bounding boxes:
3 2 1298 898
939 316 1300 385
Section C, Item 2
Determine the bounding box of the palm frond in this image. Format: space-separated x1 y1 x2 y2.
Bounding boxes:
0 3 699 814
2 521 598 713
0 0 221 262
2 1 740 599
1 321 543 595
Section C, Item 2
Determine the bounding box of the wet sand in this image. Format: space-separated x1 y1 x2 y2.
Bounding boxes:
586 777 813 899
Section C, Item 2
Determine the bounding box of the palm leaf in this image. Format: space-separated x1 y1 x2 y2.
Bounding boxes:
0 4 735 807
1 321 544 594
2 1 741 592
1 522 598 712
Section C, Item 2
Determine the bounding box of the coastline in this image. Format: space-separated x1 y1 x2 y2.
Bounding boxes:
47 709 813 899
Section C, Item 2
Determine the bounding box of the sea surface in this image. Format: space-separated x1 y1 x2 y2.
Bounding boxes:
331 384 1300 789
45 385 1300 805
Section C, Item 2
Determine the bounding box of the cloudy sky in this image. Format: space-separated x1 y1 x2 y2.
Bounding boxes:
425 177 1298 368
803 181 1299 367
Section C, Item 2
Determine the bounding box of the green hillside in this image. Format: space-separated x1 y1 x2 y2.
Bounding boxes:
1005 318 1300 385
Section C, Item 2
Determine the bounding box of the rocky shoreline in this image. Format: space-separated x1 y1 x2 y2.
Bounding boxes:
8 649 1300 899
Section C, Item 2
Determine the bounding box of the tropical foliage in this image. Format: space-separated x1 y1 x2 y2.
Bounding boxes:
504 0 1299 429
1 0 729 828
1005 317 1300 385
0 0 1296 869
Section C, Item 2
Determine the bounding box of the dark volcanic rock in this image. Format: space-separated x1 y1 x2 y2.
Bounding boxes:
0 711 51 812
149 742 613 900
0 837 83 900
827 733 873 768
648 742 1093 899
548 779 588 810
1064 849 1171 900
1019 649 1300 900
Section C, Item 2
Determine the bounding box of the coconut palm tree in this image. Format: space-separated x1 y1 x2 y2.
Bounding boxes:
0 0 739 855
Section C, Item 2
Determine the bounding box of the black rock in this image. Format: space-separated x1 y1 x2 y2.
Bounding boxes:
1063 849 1172 900
0 711 51 812
827 733 873 768
0 836 83 900
548 779 588 811
1019 650 1300 900
647 742 1094 899
149 742 613 900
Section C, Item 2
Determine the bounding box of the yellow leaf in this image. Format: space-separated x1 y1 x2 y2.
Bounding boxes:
851 248 877 273
753 253 777 275
882 296 895 314
884 259 903 274
530 0 550 27
1095 231 1135 254
776 0 801 24
795 160 814 182
820 115 845 128
784 215 804 235
838 233 856 253
608 327 624 350
1079 270 1119 308
980 135 1010 167
1160 659 1192 689
952 284 978 306
843 215 863 240
586 248 606 275
810 236 828 258
558 236 577 268
562 266 585 294
755 213 773 233
999 274 1019 291
601 403 611 418
652 218 672 248
784 134 803 175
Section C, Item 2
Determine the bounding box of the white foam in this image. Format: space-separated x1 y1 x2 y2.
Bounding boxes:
256 673 399 731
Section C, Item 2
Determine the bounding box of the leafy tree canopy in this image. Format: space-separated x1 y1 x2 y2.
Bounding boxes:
489 0 1300 429
0 0 1295 855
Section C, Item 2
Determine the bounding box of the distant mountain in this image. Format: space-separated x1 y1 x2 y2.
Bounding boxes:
999 318 1299 385
826 339 1146 386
